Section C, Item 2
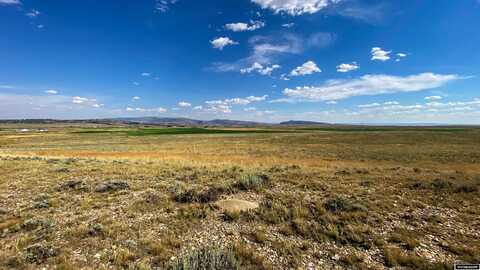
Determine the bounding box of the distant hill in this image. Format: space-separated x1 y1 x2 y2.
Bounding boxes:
106 117 266 127
279 120 330 125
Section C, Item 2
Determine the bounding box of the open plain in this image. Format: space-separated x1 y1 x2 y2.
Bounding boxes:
0 124 479 269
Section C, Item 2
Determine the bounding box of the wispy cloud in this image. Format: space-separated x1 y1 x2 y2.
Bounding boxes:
155 0 179 13
251 0 341 16
225 21 265 32
280 73 461 102
25 9 40 18
0 0 21 5
211 32 331 73
178 101 192 107
45 90 58 95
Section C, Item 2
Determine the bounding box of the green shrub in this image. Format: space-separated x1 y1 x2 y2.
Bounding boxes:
233 174 270 191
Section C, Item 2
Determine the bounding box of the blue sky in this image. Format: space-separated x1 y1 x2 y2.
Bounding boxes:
1 0 480 123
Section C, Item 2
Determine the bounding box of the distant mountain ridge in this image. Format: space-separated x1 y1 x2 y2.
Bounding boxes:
109 117 266 126
279 120 330 125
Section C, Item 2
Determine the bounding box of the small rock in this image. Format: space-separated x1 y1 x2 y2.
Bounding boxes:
0 207 8 215
214 199 259 213
24 243 58 264
32 200 50 209
95 180 130 193
88 223 104 236
332 254 340 261
57 179 88 191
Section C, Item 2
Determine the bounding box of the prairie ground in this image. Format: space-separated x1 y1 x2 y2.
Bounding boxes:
0 125 479 269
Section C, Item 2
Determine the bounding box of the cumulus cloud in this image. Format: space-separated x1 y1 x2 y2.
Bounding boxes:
425 96 442 101
371 47 391 61
281 73 461 102
132 96 141 101
0 0 21 5
211 32 332 73
225 21 265 32
282 23 295 28
45 90 58 95
211 37 238 50
336 62 359 73
290 61 321 76
141 72 151 77
178 101 191 107
251 0 341 16
240 62 280 76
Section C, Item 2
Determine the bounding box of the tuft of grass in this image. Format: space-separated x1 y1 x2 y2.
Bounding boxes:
323 197 368 213
233 174 271 191
383 247 450 270
168 246 239 270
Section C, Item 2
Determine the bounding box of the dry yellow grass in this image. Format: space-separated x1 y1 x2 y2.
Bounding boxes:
0 125 479 269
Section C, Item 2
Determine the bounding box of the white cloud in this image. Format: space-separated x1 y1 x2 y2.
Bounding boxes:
211 37 238 50
371 47 391 61
336 62 359 72
126 107 167 113
141 72 151 77
45 90 58 95
92 103 104 108
155 0 178 13
37 24 44 29
206 95 268 107
72 96 89 104
282 73 461 102
251 0 341 16
240 62 280 76
290 61 321 76
225 21 265 32
204 104 232 114
132 96 141 101
358 103 381 108
397 53 407 58
425 95 442 101
193 105 203 110
282 23 295 28
244 107 257 112
326 101 337 104
384 101 399 105
26 9 40 18
132 82 140 86
0 0 21 5
212 32 328 73
178 101 192 107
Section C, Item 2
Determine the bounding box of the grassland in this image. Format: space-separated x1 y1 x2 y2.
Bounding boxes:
0 124 479 269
